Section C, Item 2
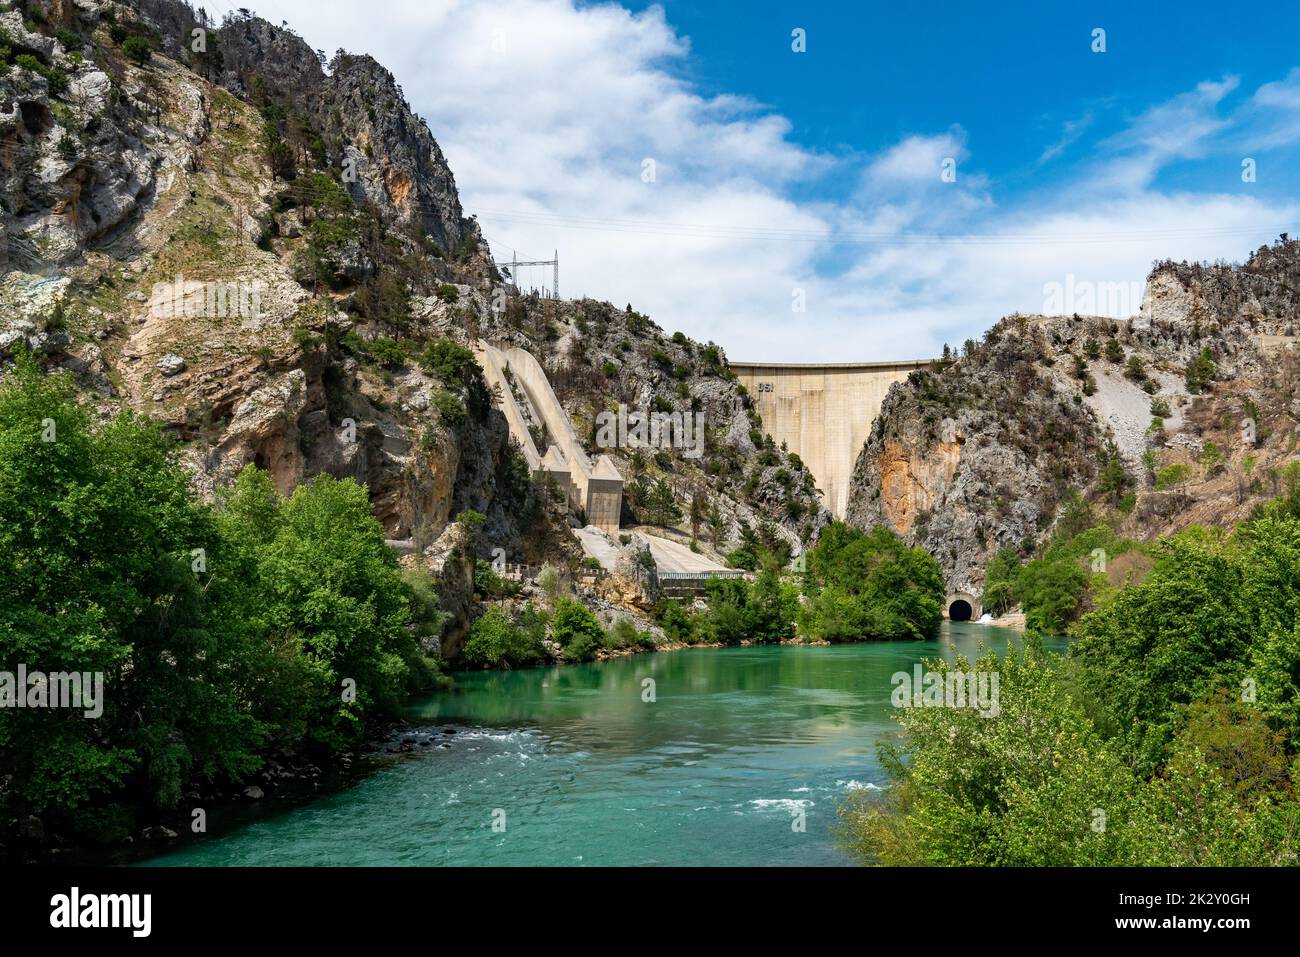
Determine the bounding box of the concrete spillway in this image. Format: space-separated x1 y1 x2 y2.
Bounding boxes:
478 341 623 533
730 360 931 518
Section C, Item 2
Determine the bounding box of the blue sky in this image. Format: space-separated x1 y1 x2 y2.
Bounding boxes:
625 1 1300 196
247 0 1300 361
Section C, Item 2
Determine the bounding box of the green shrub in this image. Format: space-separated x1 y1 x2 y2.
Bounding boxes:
604 616 653 651
702 570 797 645
553 598 604 661
726 548 757 571
657 600 695 643
1185 348 1217 394
462 607 544 668
981 548 1021 616
798 523 943 641
55 29 83 51
122 35 154 66
365 337 406 370
1155 462 1191 490
419 339 488 418
432 390 466 428
474 559 521 597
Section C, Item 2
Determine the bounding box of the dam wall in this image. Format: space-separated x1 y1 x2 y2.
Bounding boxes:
730 360 931 518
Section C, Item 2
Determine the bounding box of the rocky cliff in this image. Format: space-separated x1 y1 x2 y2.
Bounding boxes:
0 0 824 650
846 237 1300 598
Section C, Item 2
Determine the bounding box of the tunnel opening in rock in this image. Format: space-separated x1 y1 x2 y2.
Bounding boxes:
948 599 973 622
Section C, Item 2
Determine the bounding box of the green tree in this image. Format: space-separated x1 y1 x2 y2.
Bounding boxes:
798 523 943 641
552 598 605 662
641 478 682 527
0 358 261 820
982 548 1021 616
122 35 154 66
223 469 430 748
1185 347 1218 394
463 607 546 668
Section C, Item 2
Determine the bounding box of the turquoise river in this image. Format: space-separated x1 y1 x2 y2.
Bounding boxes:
142 623 1059 866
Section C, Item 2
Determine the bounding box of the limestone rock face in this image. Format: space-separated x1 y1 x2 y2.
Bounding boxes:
847 238 1300 598
0 11 161 269
846 317 1107 597
596 538 659 612
209 9 475 255
423 521 476 659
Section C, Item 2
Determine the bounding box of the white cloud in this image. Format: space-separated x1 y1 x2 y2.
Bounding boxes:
1038 112 1094 165
1244 68 1300 150
243 1 1300 362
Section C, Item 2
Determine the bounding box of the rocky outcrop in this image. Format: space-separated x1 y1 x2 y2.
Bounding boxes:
326 54 471 255
847 237 1300 597
203 8 474 254
0 0 827 678
596 537 659 611
847 317 1110 595
476 296 830 552
423 520 476 659
0 10 161 268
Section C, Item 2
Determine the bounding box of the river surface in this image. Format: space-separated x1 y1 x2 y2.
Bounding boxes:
143 623 1059 866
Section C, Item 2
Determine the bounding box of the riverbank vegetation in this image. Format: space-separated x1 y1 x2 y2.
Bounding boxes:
840 495 1300 865
644 522 943 647
0 357 443 847
983 495 1145 632
798 524 944 640
464 520 945 668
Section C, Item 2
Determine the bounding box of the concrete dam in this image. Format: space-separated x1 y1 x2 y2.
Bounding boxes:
730 360 931 519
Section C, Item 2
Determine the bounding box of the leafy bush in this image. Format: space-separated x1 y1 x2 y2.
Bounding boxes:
1155 462 1191 490
657 600 697 643
553 598 604 662
1006 524 1139 634
14 51 67 94
474 559 521 597
981 548 1021 616
1124 354 1146 381
462 607 545 668
432 389 466 427
365 337 406 370
420 339 489 419
604 616 654 652
220 468 431 747
798 523 943 641
701 570 797 645
121 35 154 66
1069 519 1300 769
726 548 757 571
838 649 1300 866
0 358 438 839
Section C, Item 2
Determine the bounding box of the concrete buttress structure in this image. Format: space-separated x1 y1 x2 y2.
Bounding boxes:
730 360 932 518
477 342 623 533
